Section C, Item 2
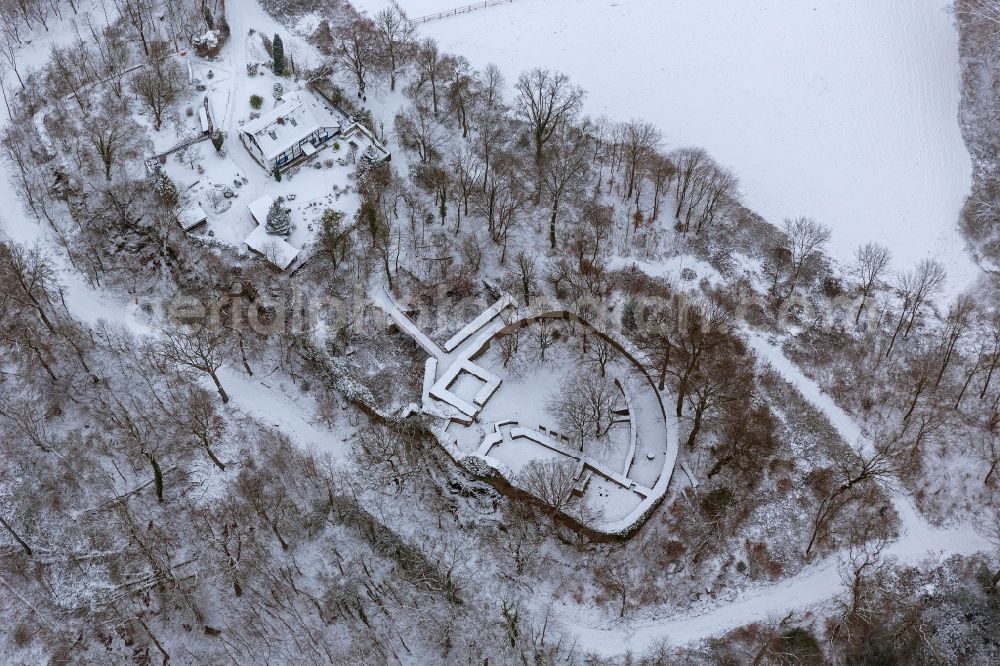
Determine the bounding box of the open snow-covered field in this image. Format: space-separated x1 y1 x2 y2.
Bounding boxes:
357 0 976 289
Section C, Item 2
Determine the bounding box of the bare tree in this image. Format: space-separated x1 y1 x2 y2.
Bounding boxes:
671 147 709 221
514 68 585 167
974 428 1000 486
832 519 890 639
152 325 233 403
696 163 738 233
805 431 903 557
336 18 380 96
414 38 456 115
373 6 415 91
179 387 226 471
542 127 590 248
853 242 891 324
534 317 557 362
619 120 660 204
635 299 680 391
84 100 142 181
444 55 475 137
574 201 614 269
517 458 579 520
479 157 527 263
956 0 1000 40
497 329 520 368
683 339 755 450
131 41 183 131
598 560 633 618
884 259 947 359
647 152 676 222
978 309 1000 400
670 296 733 417
584 336 617 378
395 101 447 163
548 371 623 448
449 144 481 227
900 345 938 422
933 294 977 388
784 216 832 291
903 258 947 336
470 91 509 191
508 250 537 307
989 508 1000 588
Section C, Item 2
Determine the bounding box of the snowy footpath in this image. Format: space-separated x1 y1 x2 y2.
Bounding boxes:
560 332 990 656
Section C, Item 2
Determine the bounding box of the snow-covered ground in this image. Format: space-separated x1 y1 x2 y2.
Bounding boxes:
561 330 991 657
357 0 977 292
0 0 992 657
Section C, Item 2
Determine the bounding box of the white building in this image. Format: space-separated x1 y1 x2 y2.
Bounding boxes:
239 95 340 172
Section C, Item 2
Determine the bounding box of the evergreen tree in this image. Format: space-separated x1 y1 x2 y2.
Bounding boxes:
273 34 285 76
211 130 226 152
266 198 291 236
273 165 282 182
151 170 178 208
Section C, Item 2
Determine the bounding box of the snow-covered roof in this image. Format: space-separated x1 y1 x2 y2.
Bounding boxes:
177 204 207 231
240 95 335 161
244 224 300 270
341 122 391 162
247 194 275 226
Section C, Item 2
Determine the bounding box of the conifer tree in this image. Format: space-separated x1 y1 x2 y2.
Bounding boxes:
266 198 291 236
211 130 226 152
273 34 285 75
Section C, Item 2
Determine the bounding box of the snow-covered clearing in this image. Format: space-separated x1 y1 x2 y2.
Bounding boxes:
358 0 978 293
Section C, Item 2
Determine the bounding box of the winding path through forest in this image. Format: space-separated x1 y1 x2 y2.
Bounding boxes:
561 333 990 656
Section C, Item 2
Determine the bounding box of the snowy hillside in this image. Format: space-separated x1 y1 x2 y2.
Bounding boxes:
358 0 976 288
1 0 1000 663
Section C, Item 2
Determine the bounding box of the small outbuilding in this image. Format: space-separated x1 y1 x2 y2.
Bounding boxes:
244 224 300 270
247 194 275 226
177 204 208 231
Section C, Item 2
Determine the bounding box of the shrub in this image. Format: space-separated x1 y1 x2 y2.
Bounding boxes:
822 275 844 299
700 486 733 520
780 627 824 664
250 94 263 109
355 108 376 134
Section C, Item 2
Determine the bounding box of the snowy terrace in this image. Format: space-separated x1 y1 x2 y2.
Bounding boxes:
375 289 679 536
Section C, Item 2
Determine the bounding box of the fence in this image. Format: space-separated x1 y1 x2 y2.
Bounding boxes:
408 0 516 25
